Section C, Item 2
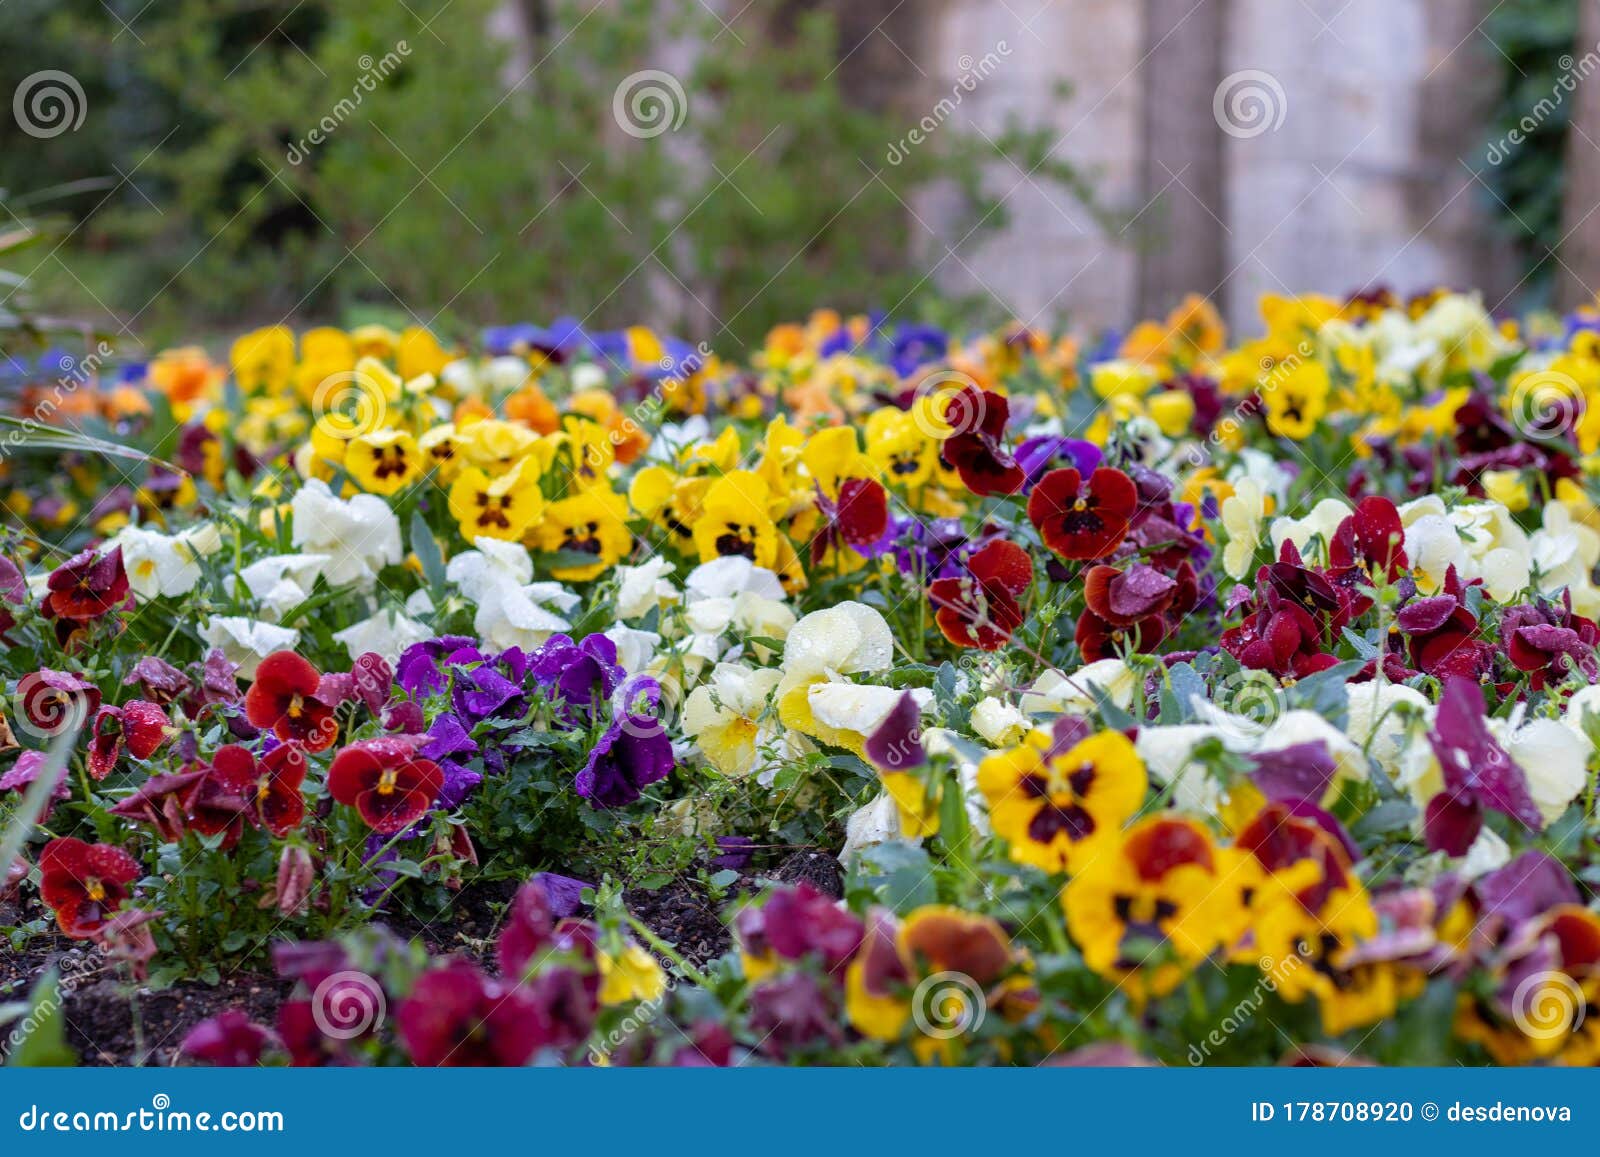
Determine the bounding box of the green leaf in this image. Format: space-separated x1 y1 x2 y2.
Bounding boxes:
6 970 76 1067
410 509 447 596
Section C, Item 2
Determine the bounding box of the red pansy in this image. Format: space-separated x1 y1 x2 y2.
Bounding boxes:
1027 466 1137 560
38 836 141 938
87 699 171 779
244 651 338 752
327 736 443 834
206 742 309 837
939 386 1025 496
929 538 1033 650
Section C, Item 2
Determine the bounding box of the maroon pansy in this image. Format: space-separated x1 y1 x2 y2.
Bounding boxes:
0 750 71 821
181 1010 278 1067
939 386 1025 496
43 546 129 622
1423 677 1545 856
397 961 547 1067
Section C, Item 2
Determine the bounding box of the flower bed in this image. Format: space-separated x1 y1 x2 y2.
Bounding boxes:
3 290 1600 1066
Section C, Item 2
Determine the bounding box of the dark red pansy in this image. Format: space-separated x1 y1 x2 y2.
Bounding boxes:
38 836 141 938
43 547 129 622
203 742 309 837
1395 568 1494 680
1027 466 1137 560
837 477 889 548
188 747 256 849
1329 496 1407 581
397 960 547 1067
86 699 170 779
109 768 209 843
327 736 443 834
1074 605 1166 663
939 386 1025 496
1084 563 1177 626
20 669 102 738
180 1010 278 1067
1502 600 1599 690
1123 816 1215 880
0 751 71 822
929 538 1033 650
244 651 338 752
1423 677 1545 856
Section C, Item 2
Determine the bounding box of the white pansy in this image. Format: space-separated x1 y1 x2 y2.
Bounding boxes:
238 553 330 621
1460 826 1512 878
1220 477 1266 580
614 557 679 620
333 609 435 664
604 625 661 675
290 479 402 588
807 684 931 738
686 555 787 602
779 602 894 685
115 523 220 599
446 537 579 651
970 697 1029 747
446 536 534 594
1494 715 1591 825
1020 660 1137 715
1269 498 1352 562
1136 724 1228 815
682 663 783 778
200 616 300 678
839 792 906 863
404 589 435 617
1403 513 1468 594
1344 681 1431 778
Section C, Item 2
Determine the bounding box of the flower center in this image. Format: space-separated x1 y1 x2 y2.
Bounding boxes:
86 878 106 902
377 767 399 796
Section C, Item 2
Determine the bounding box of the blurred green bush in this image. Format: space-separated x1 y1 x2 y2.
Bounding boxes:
6 0 1094 348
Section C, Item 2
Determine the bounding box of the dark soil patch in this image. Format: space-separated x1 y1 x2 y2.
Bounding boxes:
3 853 840 1064
624 877 731 967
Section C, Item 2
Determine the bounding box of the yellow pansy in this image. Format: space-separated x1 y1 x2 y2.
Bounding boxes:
534 486 633 582
598 942 667 1006
457 417 543 472
230 325 295 392
447 458 545 542
398 326 453 381
1262 361 1330 441
350 324 400 361
692 471 780 570
865 405 939 491
346 428 422 496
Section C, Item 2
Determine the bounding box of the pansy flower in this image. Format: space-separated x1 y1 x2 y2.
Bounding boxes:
38 836 141 938
575 676 674 808
977 726 1148 872
87 699 170 779
1501 598 1599 690
1 750 71 822
692 470 781 571
1063 816 1237 998
1422 676 1545 856
533 486 633 582
1075 562 1176 662
938 386 1025 496
1394 567 1494 680
43 546 129 622
328 736 444 834
929 538 1032 650
1027 466 1137 561
244 651 338 751
345 428 421 496
446 458 545 542
208 742 309 836
18 669 102 738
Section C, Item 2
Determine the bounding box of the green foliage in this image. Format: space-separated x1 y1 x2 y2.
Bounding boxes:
1482 0 1580 302
42 0 1093 346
